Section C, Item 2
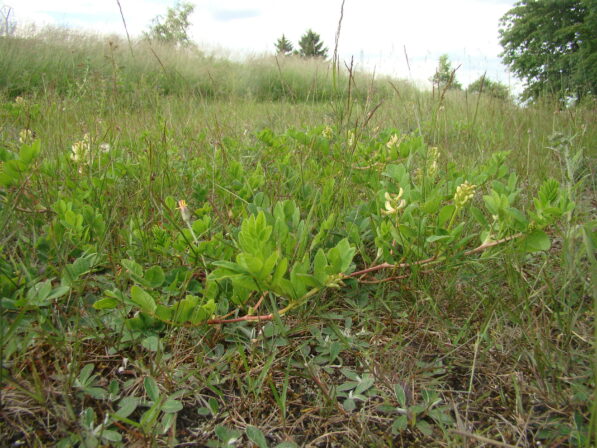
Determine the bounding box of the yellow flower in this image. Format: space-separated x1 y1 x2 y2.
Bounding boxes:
386 134 400 149
382 189 406 215
71 134 91 163
19 129 34 144
428 147 439 177
347 130 355 147
454 181 476 208
322 125 333 139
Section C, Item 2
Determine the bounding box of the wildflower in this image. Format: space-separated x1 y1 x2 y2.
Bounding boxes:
382 189 406 215
99 143 111 153
322 125 333 139
347 130 355 147
71 134 91 163
177 199 192 224
427 147 439 177
19 129 34 145
15 96 24 105
454 181 476 208
386 133 400 149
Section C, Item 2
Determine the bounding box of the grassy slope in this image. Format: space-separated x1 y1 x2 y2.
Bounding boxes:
0 30 595 447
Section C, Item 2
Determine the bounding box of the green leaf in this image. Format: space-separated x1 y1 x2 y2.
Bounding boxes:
354 375 375 395
19 139 41 164
426 234 451 244
140 401 161 429
78 364 95 386
173 295 199 323
144 265 165 288
537 178 559 206
84 386 108 399
416 419 434 437
438 205 455 228
215 425 242 444
391 415 408 434
93 297 119 310
162 399 183 413
141 335 161 352
116 397 139 418
343 398 356 412
271 257 288 287
165 196 177 210
130 285 157 314
246 425 268 448
313 249 328 286
326 238 355 274
100 430 122 443
470 206 488 227
144 377 160 402
26 280 52 306
154 305 173 321
121 259 143 279
507 207 528 226
237 253 264 277
61 253 98 287
46 285 70 301
394 384 407 408
521 230 551 252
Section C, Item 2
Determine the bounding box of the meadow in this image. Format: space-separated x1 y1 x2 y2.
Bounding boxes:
0 29 595 447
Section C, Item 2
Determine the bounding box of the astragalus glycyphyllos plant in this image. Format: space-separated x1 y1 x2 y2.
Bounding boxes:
84 128 574 334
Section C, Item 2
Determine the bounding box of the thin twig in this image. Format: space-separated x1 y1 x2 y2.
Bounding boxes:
348 233 524 279
450 429 518 448
115 0 134 57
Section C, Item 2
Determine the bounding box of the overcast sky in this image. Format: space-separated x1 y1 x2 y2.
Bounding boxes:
7 0 521 90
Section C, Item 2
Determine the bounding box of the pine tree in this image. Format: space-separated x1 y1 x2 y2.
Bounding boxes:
274 34 293 56
298 29 327 59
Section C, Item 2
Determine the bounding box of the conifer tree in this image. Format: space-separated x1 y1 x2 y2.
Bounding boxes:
274 34 294 56
298 29 327 58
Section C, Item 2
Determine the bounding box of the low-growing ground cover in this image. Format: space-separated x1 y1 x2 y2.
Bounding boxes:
0 31 595 448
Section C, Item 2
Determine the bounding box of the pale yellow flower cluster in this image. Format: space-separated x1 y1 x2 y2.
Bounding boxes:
382 189 406 216
427 147 439 177
71 134 91 163
347 130 355 147
322 126 333 139
19 129 34 145
454 181 476 208
386 134 400 149
15 96 25 105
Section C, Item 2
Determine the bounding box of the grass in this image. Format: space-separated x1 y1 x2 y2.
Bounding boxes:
0 28 595 447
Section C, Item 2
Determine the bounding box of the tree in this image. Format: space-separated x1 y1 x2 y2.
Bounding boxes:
298 29 328 58
274 34 293 56
145 1 195 46
467 75 511 100
499 0 597 102
431 54 462 90
0 5 17 36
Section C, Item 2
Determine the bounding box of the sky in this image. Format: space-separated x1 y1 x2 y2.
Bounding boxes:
5 0 522 90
